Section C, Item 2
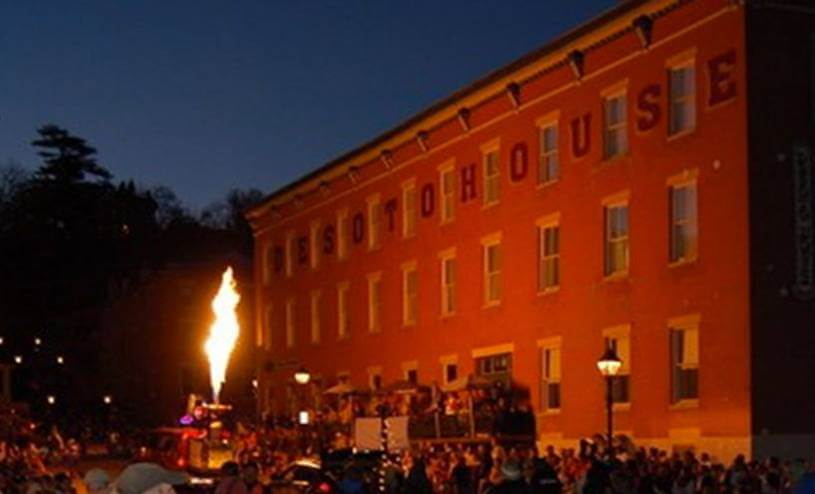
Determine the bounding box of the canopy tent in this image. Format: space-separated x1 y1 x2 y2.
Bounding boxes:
381 379 430 395
323 382 356 395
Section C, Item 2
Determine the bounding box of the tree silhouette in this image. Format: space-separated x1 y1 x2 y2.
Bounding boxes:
32 124 112 183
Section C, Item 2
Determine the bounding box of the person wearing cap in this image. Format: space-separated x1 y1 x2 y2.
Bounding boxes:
114 462 189 494
485 460 531 494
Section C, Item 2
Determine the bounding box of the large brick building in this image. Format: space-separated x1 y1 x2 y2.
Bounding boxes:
246 0 815 460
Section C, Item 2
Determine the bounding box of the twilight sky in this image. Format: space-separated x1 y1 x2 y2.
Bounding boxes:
2 1 614 209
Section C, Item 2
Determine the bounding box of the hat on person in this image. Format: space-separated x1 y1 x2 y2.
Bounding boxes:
115 463 189 494
501 460 523 481
84 468 111 491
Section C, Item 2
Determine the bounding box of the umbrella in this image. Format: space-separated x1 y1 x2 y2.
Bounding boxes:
323 382 356 395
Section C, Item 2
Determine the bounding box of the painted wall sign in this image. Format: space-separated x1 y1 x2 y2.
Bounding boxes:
792 145 815 300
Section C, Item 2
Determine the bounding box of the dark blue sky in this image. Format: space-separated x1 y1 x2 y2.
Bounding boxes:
2 1 613 209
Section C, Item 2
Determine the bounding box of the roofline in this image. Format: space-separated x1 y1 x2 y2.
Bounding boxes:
246 0 653 217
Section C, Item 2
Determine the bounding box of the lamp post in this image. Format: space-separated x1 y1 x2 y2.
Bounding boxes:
596 346 622 457
293 367 311 454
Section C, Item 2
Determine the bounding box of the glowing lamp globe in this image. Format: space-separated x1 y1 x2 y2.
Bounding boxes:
47 395 55 405
597 347 622 377
294 367 311 385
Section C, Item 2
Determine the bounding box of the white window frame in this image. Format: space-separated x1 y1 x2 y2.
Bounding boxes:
440 354 459 386
669 314 700 406
310 290 321 344
402 361 419 384
481 232 502 306
668 172 699 265
536 113 560 186
538 337 562 413
481 140 501 207
603 193 630 278
402 179 417 239
367 194 381 251
367 272 382 333
402 260 418 326
309 221 320 270
439 162 455 224
337 281 350 339
439 248 456 317
667 56 696 137
337 208 349 261
603 88 628 159
536 213 561 292
603 325 631 407
285 298 295 349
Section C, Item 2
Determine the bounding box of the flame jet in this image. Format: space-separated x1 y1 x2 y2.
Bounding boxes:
204 267 240 403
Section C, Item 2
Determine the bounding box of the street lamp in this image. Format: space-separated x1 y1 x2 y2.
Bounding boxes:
47 395 55 405
294 367 311 385
103 395 112 405
56 356 64 365
597 346 622 456
13 355 22 365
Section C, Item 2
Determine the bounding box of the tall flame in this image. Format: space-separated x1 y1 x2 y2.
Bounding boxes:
204 267 240 403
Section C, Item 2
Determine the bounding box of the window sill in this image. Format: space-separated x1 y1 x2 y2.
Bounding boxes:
612 402 631 412
482 300 501 309
669 399 699 411
600 152 630 166
667 127 696 143
602 271 629 283
481 201 500 211
538 409 561 417
536 179 559 190
668 256 698 269
536 286 560 297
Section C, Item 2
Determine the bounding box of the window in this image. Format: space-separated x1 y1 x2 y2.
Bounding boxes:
475 353 512 386
337 282 350 339
264 305 273 351
368 273 382 333
482 236 502 305
604 202 629 277
309 221 320 269
402 262 418 326
540 342 561 412
669 63 696 135
406 368 418 385
263 244 275 285
603 327 631 405
604 92 628 158
369 368 383 391
367 195 381 251
483 149 500 206
440 166 455 223
444 363 458 385
310 291 321 344
440 250 456 316
669 181 698 263
402 182 417 238
538 220 560 291
337 209 349 261
670 320 699 403
538 123 559 184
285 232 294 277
285 298 295 348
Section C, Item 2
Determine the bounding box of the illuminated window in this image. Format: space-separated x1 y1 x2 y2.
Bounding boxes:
669 181 698 263
540 341 561 412
669 62 696 135
440 252 456 316
337 282 350 339
310 291 321 344
440 166 455 223
483 149 500 206
402 262 418 326
367 195 381 251
367 272 382 333
604 202 629 277
604 92 628 158
538 123 559 185
538 219 560 291
402 181 417 238
285 298 295 349
482 237 502 305
337 209 349 261
670 318 699 403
